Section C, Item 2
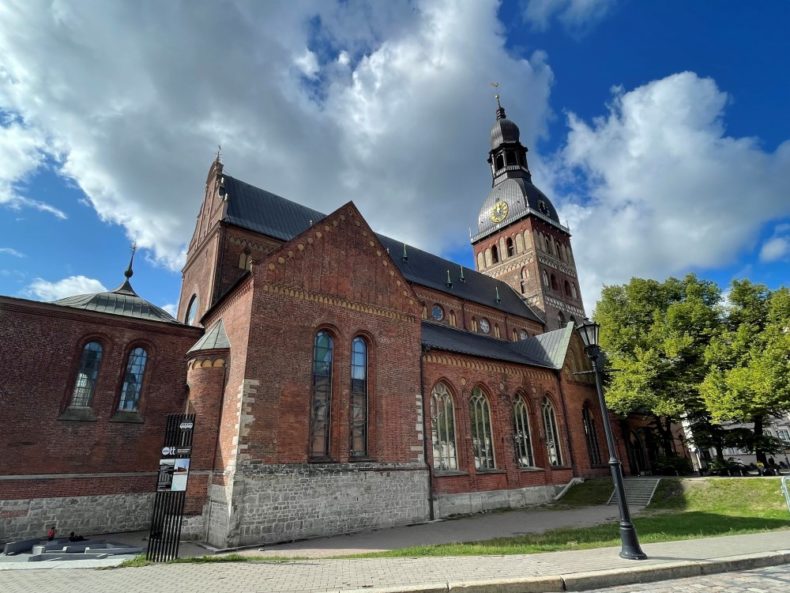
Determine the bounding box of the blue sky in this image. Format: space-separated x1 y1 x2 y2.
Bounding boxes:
1 0 788 319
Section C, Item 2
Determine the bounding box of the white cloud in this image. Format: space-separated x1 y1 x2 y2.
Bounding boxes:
759 224 790 262
0 0 553 270
161 302 177 317
0 247 24 257
549 72 790 311
523 0 617 33
25 275 107 301
0 119 67 219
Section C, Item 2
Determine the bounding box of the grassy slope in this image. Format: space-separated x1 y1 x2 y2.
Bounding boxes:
351 477 790 558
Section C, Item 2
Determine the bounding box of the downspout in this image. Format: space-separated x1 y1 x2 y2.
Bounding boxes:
420 345 435 520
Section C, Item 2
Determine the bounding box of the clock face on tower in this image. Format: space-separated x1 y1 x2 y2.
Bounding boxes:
490 200 509 223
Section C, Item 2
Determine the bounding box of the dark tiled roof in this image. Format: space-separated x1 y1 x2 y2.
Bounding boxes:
223 175 325 241
421 321 572 369
188 319 230 352
219 173 542 324
52 279 178 324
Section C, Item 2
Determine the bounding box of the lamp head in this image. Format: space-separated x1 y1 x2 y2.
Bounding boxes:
576 317 600 351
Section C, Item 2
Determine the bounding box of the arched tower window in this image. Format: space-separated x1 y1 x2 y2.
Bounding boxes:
564 280 572 296
583 402 602 466
550 274 558 291
470 387 496 470
350 337 368 458
310 330 334 459
238 248 252 270
542 397 563 466
571 283 578 299
542 270 549 287
477 251 485 270
514 395 535 467
185 295 199 326
118 347 148 412
70 341 103 408
495 154 504 170
506 237 514 257
430 382 457 471
491 244 499 263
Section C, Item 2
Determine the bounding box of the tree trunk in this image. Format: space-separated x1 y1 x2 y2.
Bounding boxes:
753 414 767 465
655 415 674 456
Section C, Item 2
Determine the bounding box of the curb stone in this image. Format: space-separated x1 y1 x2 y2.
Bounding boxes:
345 550 790 593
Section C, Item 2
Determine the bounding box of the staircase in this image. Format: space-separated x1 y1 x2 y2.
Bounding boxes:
607 477 661 507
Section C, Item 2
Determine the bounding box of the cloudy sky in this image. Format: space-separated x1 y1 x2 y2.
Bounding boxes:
1 0 788 318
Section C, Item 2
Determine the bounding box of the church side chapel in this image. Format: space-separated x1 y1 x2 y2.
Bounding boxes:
0 101 623 547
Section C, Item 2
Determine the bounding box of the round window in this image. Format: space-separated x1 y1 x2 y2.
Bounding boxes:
519 329 528 340
431 304 444 321
479 318 490 334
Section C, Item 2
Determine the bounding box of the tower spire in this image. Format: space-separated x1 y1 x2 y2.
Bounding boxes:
491 82 506 120
124 242 137 279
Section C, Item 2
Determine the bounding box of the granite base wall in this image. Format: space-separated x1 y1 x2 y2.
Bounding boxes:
433 483 566 518
221 463 430 547
0 493 155 542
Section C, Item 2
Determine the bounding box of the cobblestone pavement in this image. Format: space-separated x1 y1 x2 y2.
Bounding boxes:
0 531 788 593
586 563 790 592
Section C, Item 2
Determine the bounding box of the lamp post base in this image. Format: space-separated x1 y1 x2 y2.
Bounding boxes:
618 523 648 560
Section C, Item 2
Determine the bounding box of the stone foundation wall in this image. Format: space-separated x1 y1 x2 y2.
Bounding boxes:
0 493 154 541
223 462 430 547
433 483 565 518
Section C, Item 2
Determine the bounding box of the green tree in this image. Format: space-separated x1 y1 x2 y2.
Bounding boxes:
701 282 790 463
595 274 721 456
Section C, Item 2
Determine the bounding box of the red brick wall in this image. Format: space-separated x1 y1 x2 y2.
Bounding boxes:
238 203 423 465
422 351 581 495
0 298 200 499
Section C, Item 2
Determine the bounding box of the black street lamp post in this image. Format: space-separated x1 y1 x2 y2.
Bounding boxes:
576 318 647 560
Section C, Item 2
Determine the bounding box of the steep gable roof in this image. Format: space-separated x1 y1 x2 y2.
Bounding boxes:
218 173 541 324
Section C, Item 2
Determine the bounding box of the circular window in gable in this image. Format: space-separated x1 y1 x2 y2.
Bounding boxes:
431 304 445 321
479 318 490 334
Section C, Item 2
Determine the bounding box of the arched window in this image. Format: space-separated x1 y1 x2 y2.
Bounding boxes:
238 249 252 270
310 331 334 459
449 310 457 327
512 328 518 341
494 324 500 338
550 274 558 291
542 397 563 466
70 341 103 407
495 154 504 170
506 237 514 257
350 337 368 458
491 244 499 264
558 311 566 326
571 283 578 299
564 280 572 296
185 295 199 326
583 403 602 466
505 151 516 166
514 396 535 467
118 347 148 411
430 383 457 471
477 251 485 270
542 270 549 287
470 387 496 470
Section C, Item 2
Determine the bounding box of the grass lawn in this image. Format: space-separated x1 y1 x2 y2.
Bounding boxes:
349 477 790 558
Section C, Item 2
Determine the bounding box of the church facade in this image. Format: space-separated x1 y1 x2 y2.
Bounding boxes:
0 103 620 547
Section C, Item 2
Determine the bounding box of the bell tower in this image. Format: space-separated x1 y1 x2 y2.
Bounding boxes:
471 96 585 331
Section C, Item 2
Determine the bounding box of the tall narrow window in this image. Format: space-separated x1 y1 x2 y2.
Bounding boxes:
350 337 368 458
310 331 333 459
542 270 549 287
70 342 103 407
514 396 535 467
470 387 495 470
431 382 457 471
551 274 558 291
491 244 499 263
583 403 602 466
542 397 563 466
506 237 514 257
185 295 199 326
118 347 148 411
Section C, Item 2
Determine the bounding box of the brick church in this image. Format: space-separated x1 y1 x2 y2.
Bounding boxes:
0 101 620 547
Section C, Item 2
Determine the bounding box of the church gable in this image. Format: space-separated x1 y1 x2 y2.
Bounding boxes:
257 202 420 317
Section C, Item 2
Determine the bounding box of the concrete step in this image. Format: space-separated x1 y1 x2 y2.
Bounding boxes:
608 477 661 507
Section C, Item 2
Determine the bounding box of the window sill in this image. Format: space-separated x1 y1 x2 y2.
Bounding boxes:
110 411 144 423
349 456 374 463
518 466 545 472
549 465 573 471
475 468 506 475
58 407 97 422
434 470 468 477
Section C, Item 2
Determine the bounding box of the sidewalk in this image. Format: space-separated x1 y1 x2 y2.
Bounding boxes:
0 530 788 593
